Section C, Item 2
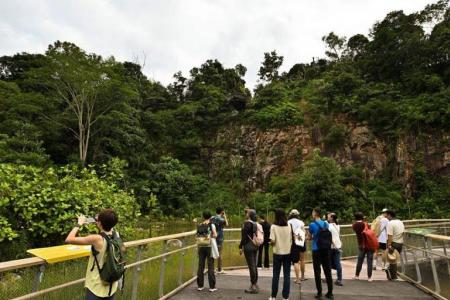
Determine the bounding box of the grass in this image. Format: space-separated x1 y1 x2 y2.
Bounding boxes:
0 228 360 299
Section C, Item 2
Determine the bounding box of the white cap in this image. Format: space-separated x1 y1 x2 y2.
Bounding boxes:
289 209 300 216
382 208 388 213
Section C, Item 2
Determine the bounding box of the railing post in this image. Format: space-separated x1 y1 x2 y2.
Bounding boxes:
426 237 441 294
131 245 143 300
412 248 422 284
423 236 429 260
178 238 185 286
400 248 407 273
441 240 450 275
32 264 45 292
159 242 168 298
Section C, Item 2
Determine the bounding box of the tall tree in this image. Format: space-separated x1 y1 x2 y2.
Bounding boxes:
258 50 284 82
27 41 120 164
322 32 346 61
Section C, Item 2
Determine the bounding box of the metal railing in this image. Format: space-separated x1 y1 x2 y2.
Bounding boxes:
399 223 450 300
1 219 450 300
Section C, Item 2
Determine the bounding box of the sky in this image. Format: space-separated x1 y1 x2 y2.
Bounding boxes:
0 0 433 88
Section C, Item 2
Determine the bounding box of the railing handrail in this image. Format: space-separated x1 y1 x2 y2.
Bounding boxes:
2 219 450 273
0 230 197 273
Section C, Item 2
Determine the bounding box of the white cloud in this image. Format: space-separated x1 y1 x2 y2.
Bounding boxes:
0 0 432 88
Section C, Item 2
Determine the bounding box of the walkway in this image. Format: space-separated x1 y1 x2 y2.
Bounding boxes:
169 259 434 299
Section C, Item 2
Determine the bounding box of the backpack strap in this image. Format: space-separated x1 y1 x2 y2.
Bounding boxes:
246 221 257 243
90 245 100 272
90 233 107 272
314 220 323 230
246 220 257 234
290 224 295 245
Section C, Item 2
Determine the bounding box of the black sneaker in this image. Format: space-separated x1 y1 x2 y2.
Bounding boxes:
244 288 258 294
314 293 322 299
325 292 334 299
334 280 343 286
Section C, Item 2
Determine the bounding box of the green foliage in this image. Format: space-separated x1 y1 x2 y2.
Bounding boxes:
0 1 449 255
248 192 278 217
322 32 346 60
410 165 450 218
143 157 207 216
197 182 240 215
291 151 347 214
267 155 408 222
322 124 347 152
258 50 284 82
248 101 303 128
0 163 138 255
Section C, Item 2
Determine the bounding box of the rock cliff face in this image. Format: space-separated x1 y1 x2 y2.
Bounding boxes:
210 122 450 192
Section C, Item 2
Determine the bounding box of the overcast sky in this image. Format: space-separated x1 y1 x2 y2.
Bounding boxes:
0 0 432 88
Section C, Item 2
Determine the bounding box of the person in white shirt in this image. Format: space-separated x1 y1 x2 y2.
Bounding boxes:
374 208 389 270
386 210 405 280
287 209 306 283
327 212 343 286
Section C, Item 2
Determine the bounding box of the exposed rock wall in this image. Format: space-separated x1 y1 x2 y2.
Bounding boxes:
210 123 450 192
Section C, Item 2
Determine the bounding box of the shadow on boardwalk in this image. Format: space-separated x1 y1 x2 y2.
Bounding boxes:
169 259 435 300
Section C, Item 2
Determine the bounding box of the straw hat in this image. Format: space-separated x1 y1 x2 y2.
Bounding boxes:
382 249 400 264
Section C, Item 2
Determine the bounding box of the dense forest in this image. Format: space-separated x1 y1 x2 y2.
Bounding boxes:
0 1 449 258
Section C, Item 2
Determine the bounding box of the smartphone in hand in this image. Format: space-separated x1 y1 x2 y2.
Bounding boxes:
85 217 96 224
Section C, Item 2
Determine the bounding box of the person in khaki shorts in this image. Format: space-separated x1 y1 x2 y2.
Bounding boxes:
386 210 405 280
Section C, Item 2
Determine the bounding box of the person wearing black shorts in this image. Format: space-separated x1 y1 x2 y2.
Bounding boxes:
291 244 306 265
288 209 307 283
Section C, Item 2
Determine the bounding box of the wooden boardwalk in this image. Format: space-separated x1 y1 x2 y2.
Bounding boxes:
170 259 434 299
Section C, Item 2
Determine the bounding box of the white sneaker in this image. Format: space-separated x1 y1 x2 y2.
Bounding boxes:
269 297 276 300
209 288 218 292
197 287 204 291
217 270 226 274
352 276 359 280
368 278 373 282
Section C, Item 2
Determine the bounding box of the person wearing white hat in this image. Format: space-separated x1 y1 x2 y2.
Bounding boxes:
288 209 306 283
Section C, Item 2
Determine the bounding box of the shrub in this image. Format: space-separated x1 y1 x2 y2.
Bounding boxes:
0 163 138 248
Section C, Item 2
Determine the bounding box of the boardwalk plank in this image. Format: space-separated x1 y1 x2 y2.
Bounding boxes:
169 259 435 300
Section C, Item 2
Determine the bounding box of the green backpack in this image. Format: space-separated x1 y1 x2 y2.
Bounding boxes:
91 231 126 296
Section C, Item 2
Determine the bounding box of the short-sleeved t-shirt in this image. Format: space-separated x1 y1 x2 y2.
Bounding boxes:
288 218 306 246
288 218 305 233
309 220 329 252
211 215 226 243
387 219 405 244
378 217 389 244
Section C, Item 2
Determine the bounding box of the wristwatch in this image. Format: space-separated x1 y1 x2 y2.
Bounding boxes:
74 224 82 228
